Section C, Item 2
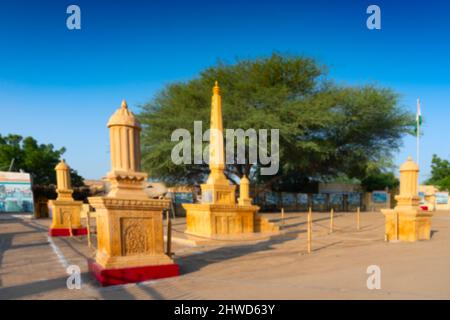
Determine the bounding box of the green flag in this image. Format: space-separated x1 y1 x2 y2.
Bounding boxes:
414 98 422 135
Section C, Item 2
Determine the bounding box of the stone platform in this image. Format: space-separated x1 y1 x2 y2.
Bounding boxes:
2 211 450 299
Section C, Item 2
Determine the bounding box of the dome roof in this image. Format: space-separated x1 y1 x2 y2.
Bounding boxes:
400 156 419 172
107 100 141 128
55 159 70 171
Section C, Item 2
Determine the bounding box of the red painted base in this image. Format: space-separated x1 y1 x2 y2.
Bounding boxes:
48 227 88 237
88 259 180 287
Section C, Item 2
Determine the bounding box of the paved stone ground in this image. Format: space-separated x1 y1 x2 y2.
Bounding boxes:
1 210 450 300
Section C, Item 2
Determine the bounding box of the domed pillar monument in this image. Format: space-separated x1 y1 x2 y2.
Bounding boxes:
88 100 179 286
48 160 85 236
382 156 433 242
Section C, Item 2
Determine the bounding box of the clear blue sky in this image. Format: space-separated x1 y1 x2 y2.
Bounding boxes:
0 0 449 181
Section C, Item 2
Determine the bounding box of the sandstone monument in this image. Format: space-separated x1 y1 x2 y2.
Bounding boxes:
183 82 278 238
382 156 433 242
48 160 85 236
88 100 179 286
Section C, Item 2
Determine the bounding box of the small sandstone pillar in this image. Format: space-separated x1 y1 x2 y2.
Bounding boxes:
48 160 85 236
382 156 433 242
238 175 252 206
106 100 148 199
88 100 178 286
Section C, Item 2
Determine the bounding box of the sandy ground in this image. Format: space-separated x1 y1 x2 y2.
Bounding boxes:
0 210 449 300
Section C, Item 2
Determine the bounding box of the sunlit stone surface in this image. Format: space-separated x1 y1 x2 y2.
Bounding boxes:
88 100 178 286
48 160 85 236
183 82 278 238
382 156 433 242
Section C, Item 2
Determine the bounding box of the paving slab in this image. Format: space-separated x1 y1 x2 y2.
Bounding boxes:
1 211 449 299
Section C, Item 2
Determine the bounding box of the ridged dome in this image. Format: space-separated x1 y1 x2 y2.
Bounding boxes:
55 159 70 171
400 156 419 172
107 100 141 128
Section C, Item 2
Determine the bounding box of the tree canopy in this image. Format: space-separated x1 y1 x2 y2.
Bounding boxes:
0 134 84 186
426 154 450 191
360 171 399 192
138 53 414 190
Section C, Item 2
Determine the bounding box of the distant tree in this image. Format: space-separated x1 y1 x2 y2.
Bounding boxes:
0 134 84 186
361 171 399 192
138 53 415 189
426 154 450 191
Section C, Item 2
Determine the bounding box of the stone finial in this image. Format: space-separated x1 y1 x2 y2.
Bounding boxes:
213 81 220 95
107 99 141 129
55 159 70 171
400 156 419 172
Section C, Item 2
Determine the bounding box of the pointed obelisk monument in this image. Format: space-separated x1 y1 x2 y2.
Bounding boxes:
88 100 179 286
48 160 86 236
200 82 237 204
183 82 278 239
382 156 433 242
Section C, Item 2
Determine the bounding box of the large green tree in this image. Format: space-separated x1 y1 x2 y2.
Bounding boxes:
0 134 84 186
426 154 450 191
139 54 414 189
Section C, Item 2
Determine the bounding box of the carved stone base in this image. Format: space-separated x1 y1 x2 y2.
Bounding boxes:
88 259 179 286
48 199 83 232
382 207 433 242
56 189 75 201
106 170 149 199
88 196 174 271
183 203 279 238
49 227 87 237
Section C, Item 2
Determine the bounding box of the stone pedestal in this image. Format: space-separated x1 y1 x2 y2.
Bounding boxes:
184 203 257 237
419 185 438 212
88 197 178 286
382 208 433 242
48 160 85 237
426 193 436 211
48 199 85 236
382 157 433 242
